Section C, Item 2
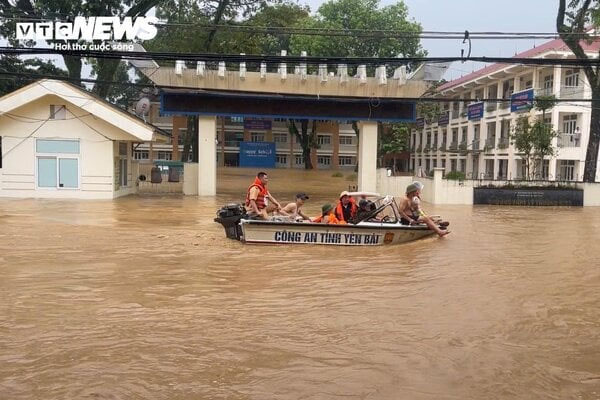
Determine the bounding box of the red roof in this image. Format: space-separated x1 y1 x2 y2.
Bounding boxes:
438 38 600 92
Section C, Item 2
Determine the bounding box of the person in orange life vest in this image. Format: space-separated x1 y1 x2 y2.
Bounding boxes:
312 203 345 224
245 171 283 219
334 191 357 223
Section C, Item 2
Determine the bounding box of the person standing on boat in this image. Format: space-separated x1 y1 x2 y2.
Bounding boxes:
312 204 343 224
245 172 282 219
399 184 449 237
334 191 357 223
279 193 311 221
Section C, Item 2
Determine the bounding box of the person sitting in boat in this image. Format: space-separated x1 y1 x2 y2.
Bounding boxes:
334 191 357 223
279 193 311 221
399 183 450 237
312 203 344 224
351 199 380 223
245 171 283 219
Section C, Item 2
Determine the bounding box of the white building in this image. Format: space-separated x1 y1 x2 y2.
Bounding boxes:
0 80 167 199
412 38 600 181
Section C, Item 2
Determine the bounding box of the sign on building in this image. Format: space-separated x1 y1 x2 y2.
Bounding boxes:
467 102 484 120
244 118 272 130
511 89 534 112
239 141 276 168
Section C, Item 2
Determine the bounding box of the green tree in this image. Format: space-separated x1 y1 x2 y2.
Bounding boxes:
511 116 557 180
287 0 423 168
287 119 317 169
0 55 67 96
378 123 410 171
557 0 600 182
0 0 160 98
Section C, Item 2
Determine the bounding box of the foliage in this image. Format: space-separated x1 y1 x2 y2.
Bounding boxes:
287 119 317 169
331 172 344 177
345 173 357 181
0 55 67 96
445 171 465 181
511 116 558 180
379 123 410 156
534 95 557 117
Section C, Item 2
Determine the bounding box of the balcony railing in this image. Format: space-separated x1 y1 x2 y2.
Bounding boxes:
423 145 430 153
559 86 585 100
498 137 510 149
458 142 468 152
224 140 241 147
439 143 447 151
499 101 510 110
486 103 497 112
471 139 481 152
485 138 496 150
536 87 554 97
451 110 460 119
557 132 581 147
448 141 458 151
460 110 467 118
416 145 422 152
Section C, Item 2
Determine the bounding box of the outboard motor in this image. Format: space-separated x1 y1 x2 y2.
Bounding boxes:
214 203 246 240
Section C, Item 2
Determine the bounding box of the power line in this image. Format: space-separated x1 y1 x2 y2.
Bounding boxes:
3 47 600 67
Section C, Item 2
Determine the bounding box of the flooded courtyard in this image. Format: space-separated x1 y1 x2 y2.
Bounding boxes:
1 168 600 399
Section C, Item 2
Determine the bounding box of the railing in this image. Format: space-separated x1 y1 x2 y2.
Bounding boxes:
416 145 422 152
224 140 241 147
559 86 585 100
423 145 430 153
448 142 458 151
499 101 510 110
439 143 447 151
486 103 497 112
458 142 468 152
460 110 467 118
451 110 460 119
498 137 510 149
557 132 581 147
471 139 481 151
536 87 553 97
485 138 496 149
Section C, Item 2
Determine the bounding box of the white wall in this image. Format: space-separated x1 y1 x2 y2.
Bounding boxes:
0 95 139 199
183 162 199 195
581 183 600 206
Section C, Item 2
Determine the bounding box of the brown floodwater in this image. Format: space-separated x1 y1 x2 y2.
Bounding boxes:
1 167 600 400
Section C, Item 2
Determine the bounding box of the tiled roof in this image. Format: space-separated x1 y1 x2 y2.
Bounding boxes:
438 38 600 92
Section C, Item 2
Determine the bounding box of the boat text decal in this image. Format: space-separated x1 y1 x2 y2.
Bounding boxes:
273 231 381 245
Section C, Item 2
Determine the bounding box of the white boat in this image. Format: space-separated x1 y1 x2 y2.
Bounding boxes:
215 194 447 246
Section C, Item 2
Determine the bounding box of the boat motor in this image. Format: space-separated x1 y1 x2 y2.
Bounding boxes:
214 204 246 240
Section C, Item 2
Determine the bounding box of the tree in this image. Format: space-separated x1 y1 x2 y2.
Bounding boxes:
0 0 160 97
0 55 67 96
557 0 600 182
511 116 558 180
287 119 317 169
378 123 410 171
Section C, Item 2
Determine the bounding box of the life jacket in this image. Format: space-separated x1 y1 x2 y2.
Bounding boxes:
245 177 268 210
335 198 357 223
312 212 346 224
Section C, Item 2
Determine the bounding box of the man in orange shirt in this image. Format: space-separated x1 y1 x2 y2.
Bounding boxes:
245 172 283 219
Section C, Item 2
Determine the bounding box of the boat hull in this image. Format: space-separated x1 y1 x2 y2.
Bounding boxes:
240 220 435 246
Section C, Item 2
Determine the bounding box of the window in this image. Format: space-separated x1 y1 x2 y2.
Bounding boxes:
276 154 287 164
563 114 578 134
426 159 431 172
251 133 264 142
459 159 466 173
441 159 446 169
339 136 353 145
450 159 457 172
317 135 331 145
230 116 244 123
274 133 288 143
565 69 579 87
339 156 354 166
295 155 304 165
49 105 66 120
317 155 331 165
157 151 172 160
36 139 79 189
544 75 553 89
134 151 149 160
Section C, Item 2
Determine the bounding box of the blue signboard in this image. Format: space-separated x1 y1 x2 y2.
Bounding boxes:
438 111 449 126
511 89 534 112
239 141 276 168
467 102 484 120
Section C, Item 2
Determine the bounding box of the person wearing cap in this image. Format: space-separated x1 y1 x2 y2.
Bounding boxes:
312 204 343 224
279 193 311 221
334 191 358 223
399 183 449 237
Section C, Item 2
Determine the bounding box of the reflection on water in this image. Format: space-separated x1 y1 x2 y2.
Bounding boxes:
1 168 600 399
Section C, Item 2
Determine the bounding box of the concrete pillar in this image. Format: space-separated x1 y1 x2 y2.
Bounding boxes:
219 117 225 167
289 131 294 169
553 65 562 95
358 121 378 192
198 116 217 196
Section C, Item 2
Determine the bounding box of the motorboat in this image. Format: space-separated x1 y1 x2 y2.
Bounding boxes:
214 193 448 246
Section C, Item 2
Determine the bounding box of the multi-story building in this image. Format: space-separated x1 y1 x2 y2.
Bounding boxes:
411 38 600 181
137 102 359 170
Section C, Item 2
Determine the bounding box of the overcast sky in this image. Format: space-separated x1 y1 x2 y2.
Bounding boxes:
303 0 560 81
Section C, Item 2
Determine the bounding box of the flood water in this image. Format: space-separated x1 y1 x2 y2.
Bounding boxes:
1 168 600 399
